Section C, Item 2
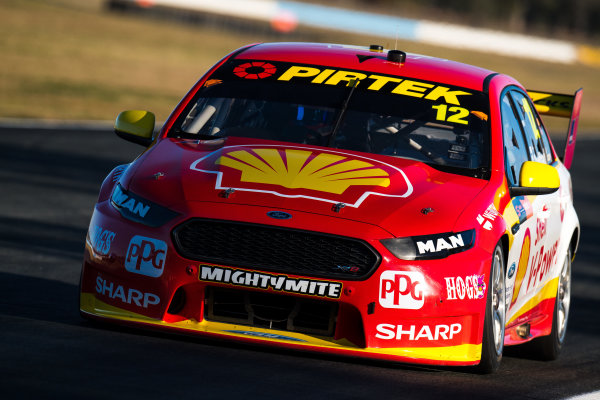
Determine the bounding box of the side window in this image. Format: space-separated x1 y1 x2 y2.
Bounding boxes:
501 93 529 187
510 91 550 164
534 110 555 164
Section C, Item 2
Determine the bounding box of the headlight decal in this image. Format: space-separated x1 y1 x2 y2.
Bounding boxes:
110 183 179 227
416 233 467 255
381 230 475 260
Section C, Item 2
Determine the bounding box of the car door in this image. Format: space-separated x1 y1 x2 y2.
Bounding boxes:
500 90 536 317
500 88 562 325
509 90 562 308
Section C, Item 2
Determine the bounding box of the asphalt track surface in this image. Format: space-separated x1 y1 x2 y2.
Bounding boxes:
1 126 599 399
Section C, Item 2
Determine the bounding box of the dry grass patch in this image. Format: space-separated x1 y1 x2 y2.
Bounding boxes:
0 0 597 135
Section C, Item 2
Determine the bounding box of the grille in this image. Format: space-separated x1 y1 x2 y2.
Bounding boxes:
172 219 380 280
206 287 338 336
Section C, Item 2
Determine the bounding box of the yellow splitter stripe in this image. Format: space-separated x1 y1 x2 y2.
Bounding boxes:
80 293 481 363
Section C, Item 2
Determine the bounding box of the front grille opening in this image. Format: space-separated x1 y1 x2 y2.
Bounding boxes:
206 287 338 337
172 219 380 280
167 287 187 315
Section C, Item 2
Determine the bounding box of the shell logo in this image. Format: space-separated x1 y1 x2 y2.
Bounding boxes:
510 228 531 309
233 62 277 79
217 148 390 194
190 145 412 207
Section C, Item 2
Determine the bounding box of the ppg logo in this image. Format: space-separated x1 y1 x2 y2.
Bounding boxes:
379 271 425 309
125 236 167 277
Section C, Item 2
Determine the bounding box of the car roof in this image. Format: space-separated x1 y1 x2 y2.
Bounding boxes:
233 42 498 92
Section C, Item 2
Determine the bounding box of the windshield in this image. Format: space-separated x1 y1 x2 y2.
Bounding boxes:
171 60 491 178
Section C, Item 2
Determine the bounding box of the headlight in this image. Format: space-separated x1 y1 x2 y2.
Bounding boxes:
381 229 475 260
110 183 179 227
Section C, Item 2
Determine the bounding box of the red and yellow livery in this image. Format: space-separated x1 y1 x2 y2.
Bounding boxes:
80 43 581 372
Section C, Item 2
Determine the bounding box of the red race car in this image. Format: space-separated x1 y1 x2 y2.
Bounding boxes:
80 42 582 372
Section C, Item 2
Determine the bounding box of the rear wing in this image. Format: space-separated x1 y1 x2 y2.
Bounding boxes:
527 89 583 169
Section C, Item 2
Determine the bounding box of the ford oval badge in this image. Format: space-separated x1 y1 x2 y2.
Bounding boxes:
507 262 516 279
267 211 292 220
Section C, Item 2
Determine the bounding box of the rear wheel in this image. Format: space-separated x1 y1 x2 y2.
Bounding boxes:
477 242 506 373
533 247 571 360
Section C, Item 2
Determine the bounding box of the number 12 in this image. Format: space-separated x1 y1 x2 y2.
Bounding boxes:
432 104 469 125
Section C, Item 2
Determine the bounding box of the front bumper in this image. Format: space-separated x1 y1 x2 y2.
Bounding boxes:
80 200 491 366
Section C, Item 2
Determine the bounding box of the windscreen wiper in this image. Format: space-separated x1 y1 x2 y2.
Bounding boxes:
171 128 224 140
327 79 359 147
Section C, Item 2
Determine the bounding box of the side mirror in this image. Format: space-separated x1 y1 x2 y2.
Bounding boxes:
509 161 560 197
115 110 156 146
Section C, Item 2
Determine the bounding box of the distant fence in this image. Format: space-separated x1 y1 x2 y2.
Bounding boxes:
107 0 600 67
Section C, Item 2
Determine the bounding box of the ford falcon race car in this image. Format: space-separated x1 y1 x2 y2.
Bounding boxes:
80 42 581 372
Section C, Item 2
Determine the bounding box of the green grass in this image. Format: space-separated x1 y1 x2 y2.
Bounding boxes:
0 0 598 136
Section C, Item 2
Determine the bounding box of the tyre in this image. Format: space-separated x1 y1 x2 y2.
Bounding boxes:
78 268 90 321
532 247 572 360
476 242 506 373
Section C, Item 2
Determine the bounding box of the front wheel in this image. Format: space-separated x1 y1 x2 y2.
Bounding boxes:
476 242 506 373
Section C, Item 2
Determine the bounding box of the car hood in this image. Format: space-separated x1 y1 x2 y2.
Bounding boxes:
127 137 488 237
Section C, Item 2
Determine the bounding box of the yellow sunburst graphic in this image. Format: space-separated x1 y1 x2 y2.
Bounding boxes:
216 148 390 194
